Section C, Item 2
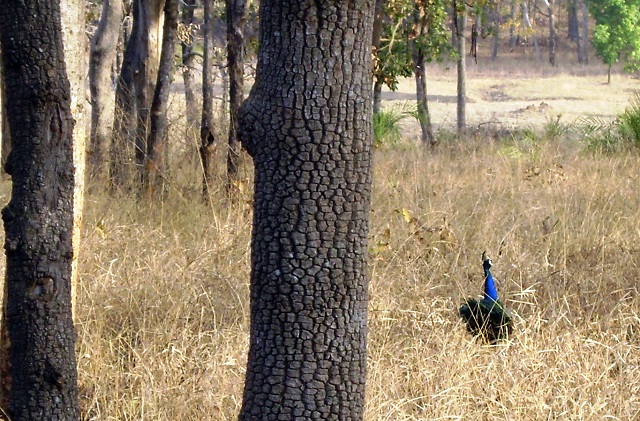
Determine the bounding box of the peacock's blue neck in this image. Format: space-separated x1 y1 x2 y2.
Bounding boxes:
483 268 500 302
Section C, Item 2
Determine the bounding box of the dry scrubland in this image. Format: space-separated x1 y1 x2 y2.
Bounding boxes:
3 61 640 419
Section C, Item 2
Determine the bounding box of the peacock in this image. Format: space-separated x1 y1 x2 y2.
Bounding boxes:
459 252 513 343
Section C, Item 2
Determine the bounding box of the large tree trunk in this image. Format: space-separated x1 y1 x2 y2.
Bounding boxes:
145 0 178 195
0 0 79 417
226 0 247 192
237 1 373 419
200 0 215 198
454 0 466 136
89 0 123 179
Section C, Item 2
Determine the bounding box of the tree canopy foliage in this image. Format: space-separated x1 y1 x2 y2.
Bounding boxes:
588 0 640 73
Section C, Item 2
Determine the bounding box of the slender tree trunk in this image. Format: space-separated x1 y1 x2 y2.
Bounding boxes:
0 0 79 417
181 0 199 144
145 0 178 195
237 1 373 419
491 3 500 59
509 0 517 49
543 0 556 66
567 0 579 42
414 54 434 146
579 0 588 64
372 79 383 114
410 6 434 146
454 0 466 136
89 0 123 179
200 0 216 198
226 0 247 193
371 0 385 115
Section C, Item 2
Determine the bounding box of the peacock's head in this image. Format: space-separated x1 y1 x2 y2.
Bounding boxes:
482 251 492 271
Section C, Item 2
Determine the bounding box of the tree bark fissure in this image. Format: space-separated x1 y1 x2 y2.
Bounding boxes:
237 1 373 419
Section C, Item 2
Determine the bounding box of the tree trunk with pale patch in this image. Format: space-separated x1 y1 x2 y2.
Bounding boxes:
237 1 373 419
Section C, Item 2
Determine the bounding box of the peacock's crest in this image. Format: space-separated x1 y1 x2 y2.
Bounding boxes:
459 252 513 343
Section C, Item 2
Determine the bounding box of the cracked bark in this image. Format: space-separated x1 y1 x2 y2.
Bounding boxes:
238 1 373 420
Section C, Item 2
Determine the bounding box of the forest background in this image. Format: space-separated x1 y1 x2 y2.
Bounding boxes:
2 0 640 419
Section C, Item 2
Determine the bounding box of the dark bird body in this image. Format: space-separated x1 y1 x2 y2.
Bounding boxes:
460 253 513 343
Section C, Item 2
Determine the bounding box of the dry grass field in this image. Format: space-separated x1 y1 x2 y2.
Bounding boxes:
4 58 640 419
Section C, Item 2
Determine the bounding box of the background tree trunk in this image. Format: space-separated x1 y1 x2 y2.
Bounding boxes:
454 0 467 136
371 0 385 115
110 0 164 190
145 0 178 195
89 0 123 179
237 1 373 419
567 0 579 42
181 0 199 145
543 0 556 66
0 0 79 417
491 3 501 59
522 1 541 63
410 6 434 146
579 0 588 64
200 0 215 198
226 0 247 193
133 0 164 186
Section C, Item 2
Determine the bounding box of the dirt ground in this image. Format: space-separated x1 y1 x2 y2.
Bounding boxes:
383 61 639 140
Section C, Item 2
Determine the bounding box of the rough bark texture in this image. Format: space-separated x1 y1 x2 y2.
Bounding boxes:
0 0 79 418
145 0 178 194
237 1 373 419
200 0 216 198
89 0 123 178
226 0 247 192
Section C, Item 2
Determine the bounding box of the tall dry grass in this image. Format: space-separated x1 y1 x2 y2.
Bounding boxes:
55 133 640 419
